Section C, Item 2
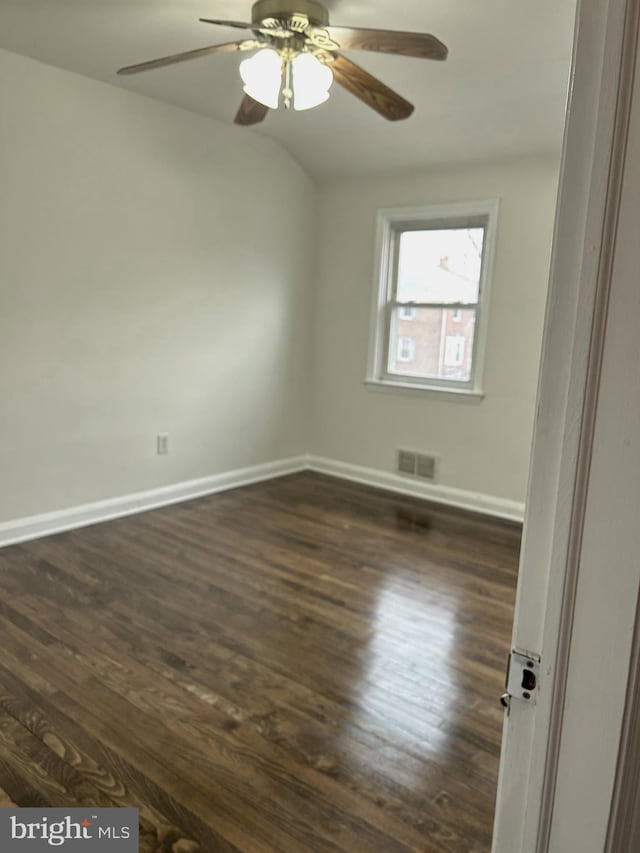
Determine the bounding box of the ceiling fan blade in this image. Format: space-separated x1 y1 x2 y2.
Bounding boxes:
235 95 270 126
199 18 255 30
117 40 246 75
329 54 414 121
326 26 447 60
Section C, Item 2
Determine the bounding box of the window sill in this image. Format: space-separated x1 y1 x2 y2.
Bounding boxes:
364 378 485 402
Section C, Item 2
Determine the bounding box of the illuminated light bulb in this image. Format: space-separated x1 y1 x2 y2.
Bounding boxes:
292 53 333 111
239 49 282 109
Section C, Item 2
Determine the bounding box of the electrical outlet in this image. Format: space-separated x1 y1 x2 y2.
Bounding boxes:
157 433 169 455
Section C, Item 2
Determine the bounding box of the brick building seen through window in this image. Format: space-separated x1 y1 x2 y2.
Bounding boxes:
388 250 480 383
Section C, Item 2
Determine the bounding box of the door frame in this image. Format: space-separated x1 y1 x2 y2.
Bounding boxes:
492 0 640 849
606 587 640 851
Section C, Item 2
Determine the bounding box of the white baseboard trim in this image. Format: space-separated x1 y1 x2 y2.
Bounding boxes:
307 455 525 522
0 452 523 548
0 456 308 548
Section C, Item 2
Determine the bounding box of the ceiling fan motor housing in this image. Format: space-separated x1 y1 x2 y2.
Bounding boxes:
251 0 330 27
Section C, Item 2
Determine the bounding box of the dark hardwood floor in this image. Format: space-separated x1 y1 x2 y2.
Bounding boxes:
0 472 520 852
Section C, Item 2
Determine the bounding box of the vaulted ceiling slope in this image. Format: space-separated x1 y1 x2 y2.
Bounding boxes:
0 0 577 179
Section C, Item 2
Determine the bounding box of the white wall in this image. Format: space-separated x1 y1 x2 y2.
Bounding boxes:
0 49 316 522
0 47 561 525
311 157 560 505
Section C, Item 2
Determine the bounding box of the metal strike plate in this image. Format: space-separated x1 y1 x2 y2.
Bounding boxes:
505 650 540 706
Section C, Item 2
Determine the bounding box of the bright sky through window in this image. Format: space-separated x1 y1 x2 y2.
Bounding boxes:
396 228 484 304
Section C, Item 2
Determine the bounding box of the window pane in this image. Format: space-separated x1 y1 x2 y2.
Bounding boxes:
388 307 476 382
396 227 484 304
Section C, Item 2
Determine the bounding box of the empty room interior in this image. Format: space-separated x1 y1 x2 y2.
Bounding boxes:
0 1 578 850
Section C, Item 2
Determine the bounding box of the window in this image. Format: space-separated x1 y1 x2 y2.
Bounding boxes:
444 334 465 367
367 201 498 394
399 306 417 320
397 337 415 362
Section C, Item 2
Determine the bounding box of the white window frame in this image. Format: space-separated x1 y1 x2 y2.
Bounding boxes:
366 200 499 397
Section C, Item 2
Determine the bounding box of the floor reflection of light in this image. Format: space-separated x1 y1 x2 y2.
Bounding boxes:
353 577 462 757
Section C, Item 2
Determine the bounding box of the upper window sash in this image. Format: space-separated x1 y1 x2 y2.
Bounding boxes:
388 221 486 305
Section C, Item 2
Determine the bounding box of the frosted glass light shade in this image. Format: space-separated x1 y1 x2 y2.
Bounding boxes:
239 49 282 109
292 53 333 111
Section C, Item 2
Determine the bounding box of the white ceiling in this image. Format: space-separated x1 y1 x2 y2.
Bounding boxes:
0 0 577 180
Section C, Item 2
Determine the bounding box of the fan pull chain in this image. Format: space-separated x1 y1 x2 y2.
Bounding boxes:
282 58 293 109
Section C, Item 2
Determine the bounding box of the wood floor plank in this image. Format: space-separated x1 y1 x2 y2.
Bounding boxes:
0 472 518 851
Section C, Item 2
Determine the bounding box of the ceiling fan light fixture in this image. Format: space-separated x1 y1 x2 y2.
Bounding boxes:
291 52 333 111
118 1 449 125
239 48 282 109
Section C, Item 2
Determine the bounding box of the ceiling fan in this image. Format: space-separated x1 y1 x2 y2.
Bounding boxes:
117 0 447 125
